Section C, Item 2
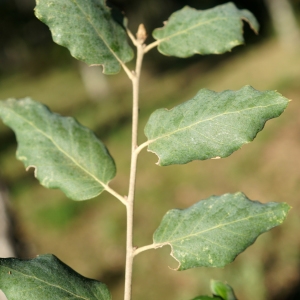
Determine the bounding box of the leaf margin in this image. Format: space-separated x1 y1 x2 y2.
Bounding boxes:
34 0 134 74
152 192 290 271
0 97 116 201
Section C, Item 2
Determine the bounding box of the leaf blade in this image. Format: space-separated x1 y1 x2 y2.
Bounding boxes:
152 3 259 57
144 86 289 166
211 280 237 300
34 0 134 74
153 192 290 270
0 254 111 300
191 297 221 300
0 98 116 201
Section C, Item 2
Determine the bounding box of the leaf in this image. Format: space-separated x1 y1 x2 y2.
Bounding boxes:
152 2 259 57
211 280 237 300
0 98 116 201
190 281 237 300
191 297 221 300
144 86 289 166
34 0 134 74
153 192 290 271
0 254 111 300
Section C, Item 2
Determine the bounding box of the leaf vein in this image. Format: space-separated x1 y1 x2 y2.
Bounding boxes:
0 266 89 299
168 210 273 243
6 108 109 190
157 17 227 44
71 0 124 66
148 103 280 144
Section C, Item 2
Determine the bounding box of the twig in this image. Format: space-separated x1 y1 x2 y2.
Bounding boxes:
123 25 146 300
133 243 158 257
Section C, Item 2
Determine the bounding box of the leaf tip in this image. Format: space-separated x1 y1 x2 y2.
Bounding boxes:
282 203 292 215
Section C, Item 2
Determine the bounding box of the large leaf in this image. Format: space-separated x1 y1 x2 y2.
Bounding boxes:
0 98 116 201
152 2 259 57
0 254 111 300
35 0 134 74
144 86 289 166
153 192 290 270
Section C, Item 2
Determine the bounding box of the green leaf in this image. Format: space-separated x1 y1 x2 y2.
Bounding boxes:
191 297 221 300
152 2 259 57
153 192 290 271
191 281 237 300
0 254 111 300
144 86 289 166
0 98 116 201
34 0 134 74
211 280 237 300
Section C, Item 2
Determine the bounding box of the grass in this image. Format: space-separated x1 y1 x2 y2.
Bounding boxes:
1 38 300 300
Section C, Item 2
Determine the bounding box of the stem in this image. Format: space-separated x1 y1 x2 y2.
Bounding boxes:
121 61 135 81
135 140 151 155
104 185 127 205
144 40 160 54
127 28 137 45
124 30 145 300
133 243 158 257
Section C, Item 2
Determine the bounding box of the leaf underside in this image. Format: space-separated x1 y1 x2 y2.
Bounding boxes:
152 2 259 57
35 0 134 74
153 192 290 271
0 254 111 300
0 98 116 201
144 85 289 166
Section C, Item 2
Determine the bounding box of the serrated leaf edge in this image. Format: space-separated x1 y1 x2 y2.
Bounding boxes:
34 0 133 74
2 101 112 198
153 3 259 55
153 200 290 270
148 102 284 145
153 242 182 271
146 97 288 166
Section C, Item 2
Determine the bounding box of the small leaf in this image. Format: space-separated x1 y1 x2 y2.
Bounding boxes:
0 98 116 201
191 281 237 300
153 192 290 271
144 86 289 166
35 0 134 74
0 254 111 300
211 280 237 300
152 2 259 57
191 297 221 300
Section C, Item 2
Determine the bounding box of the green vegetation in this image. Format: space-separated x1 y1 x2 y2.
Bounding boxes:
0 1 298 299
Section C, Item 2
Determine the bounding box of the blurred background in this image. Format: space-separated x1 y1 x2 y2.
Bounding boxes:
1 0 300 299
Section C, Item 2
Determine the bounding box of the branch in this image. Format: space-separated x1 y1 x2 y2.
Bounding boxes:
123 26 146 300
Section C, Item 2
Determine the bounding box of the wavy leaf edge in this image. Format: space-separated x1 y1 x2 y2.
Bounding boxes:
152 192 290 271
